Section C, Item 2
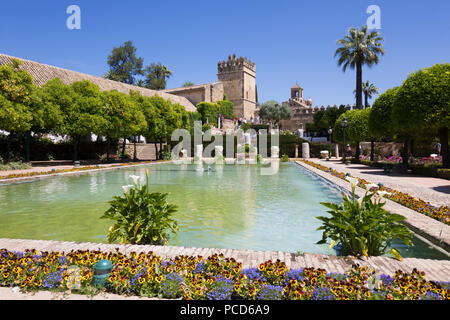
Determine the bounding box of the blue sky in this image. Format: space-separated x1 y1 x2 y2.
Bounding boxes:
1 0 449 107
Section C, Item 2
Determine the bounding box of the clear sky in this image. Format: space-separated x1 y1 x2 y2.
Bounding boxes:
1 0 449 107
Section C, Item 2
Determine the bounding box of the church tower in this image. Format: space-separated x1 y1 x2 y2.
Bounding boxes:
217 54 256 120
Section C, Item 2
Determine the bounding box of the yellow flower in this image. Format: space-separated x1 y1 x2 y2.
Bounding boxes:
344 285 353 294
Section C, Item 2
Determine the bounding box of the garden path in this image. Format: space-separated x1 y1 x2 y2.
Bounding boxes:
305 158 450 208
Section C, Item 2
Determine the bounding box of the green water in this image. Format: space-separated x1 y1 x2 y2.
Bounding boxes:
0 162 448 260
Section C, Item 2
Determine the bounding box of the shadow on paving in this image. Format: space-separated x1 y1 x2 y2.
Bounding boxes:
432 185 450 194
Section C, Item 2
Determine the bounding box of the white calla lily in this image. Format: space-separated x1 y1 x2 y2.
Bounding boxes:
122 185 134 193
345 176 359 186
129 175 141 185
365 183 379 191
377 191 391 197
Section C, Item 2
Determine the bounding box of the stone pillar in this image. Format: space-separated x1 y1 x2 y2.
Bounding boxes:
271 146 279 158
295 144 299 158
214 146 223 157
335 144 339 159
302 142 310 159
195 144 203 159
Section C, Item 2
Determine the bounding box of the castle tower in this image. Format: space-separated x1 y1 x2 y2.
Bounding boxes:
217 54 256 119
291 83 303 100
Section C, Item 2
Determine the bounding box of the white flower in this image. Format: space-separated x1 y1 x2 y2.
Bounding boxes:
377 191 392 197
365 183 379 191
122 185 134 193
345 176 359 186
129 175 141 185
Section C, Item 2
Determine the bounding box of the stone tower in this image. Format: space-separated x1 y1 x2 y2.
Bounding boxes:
217 54 256 120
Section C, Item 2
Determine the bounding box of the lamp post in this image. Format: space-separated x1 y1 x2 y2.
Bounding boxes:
341 118 348 163
327 127 333 160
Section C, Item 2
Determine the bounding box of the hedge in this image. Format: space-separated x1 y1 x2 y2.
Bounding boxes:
170 134 329 158
408 163 441 178
437 168 450 180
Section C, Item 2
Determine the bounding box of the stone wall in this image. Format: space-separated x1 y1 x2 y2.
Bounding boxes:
221 119 237 131
163 82 224 108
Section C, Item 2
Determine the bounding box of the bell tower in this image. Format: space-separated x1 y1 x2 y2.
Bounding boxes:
217 54 256 119
291 83 303 100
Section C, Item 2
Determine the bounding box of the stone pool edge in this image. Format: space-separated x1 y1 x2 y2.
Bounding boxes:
0 160 173 185
294 160 450 253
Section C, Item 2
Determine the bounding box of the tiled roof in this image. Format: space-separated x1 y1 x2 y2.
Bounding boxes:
0 53 197 112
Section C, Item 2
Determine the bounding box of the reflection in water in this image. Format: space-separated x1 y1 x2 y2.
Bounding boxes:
0 163 448 260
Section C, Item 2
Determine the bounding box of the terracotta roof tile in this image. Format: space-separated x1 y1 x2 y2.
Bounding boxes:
0 53 196 112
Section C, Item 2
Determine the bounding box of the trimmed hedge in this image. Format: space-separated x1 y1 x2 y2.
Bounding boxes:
196 100 234 126
360 160 394 169
408 163 441 178
360 160 449 180
437 168 450 180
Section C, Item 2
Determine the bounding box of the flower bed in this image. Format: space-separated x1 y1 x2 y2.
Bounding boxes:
0 248 448 300
0 161 157 180
300 160 450 225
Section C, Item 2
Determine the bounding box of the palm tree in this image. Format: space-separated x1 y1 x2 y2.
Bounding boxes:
335 26 384 109
143 63 172 90
353 81 379 108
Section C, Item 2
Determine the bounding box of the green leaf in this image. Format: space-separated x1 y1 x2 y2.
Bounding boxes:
389 248 403 261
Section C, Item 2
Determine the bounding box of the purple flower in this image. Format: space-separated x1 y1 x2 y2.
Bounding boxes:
242 268 264 281
256 285 283 300
205 275 234 300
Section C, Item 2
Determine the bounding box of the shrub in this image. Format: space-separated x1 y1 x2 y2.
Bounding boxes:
281 154 289 162
101 170 179 245
316 183 413 258
0 161 32 171
408 163 441 178
240 123 251 131
437 169 450 180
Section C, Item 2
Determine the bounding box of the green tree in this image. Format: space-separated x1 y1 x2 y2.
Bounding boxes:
334 108 371 161
393 63 450 168
335 26 384 109
258 100 292 128
369 87 399 161
312 109 327 134
105 41 144 85
42 79 106 161
369 87 398 140
0 59 34 160
362 81 379 108
138 95 184 159
100 90 147 160
182 81 194 87
143 63 172 90
355 81 379 108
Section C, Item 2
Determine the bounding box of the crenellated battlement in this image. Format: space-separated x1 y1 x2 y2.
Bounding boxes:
218 53 256 73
